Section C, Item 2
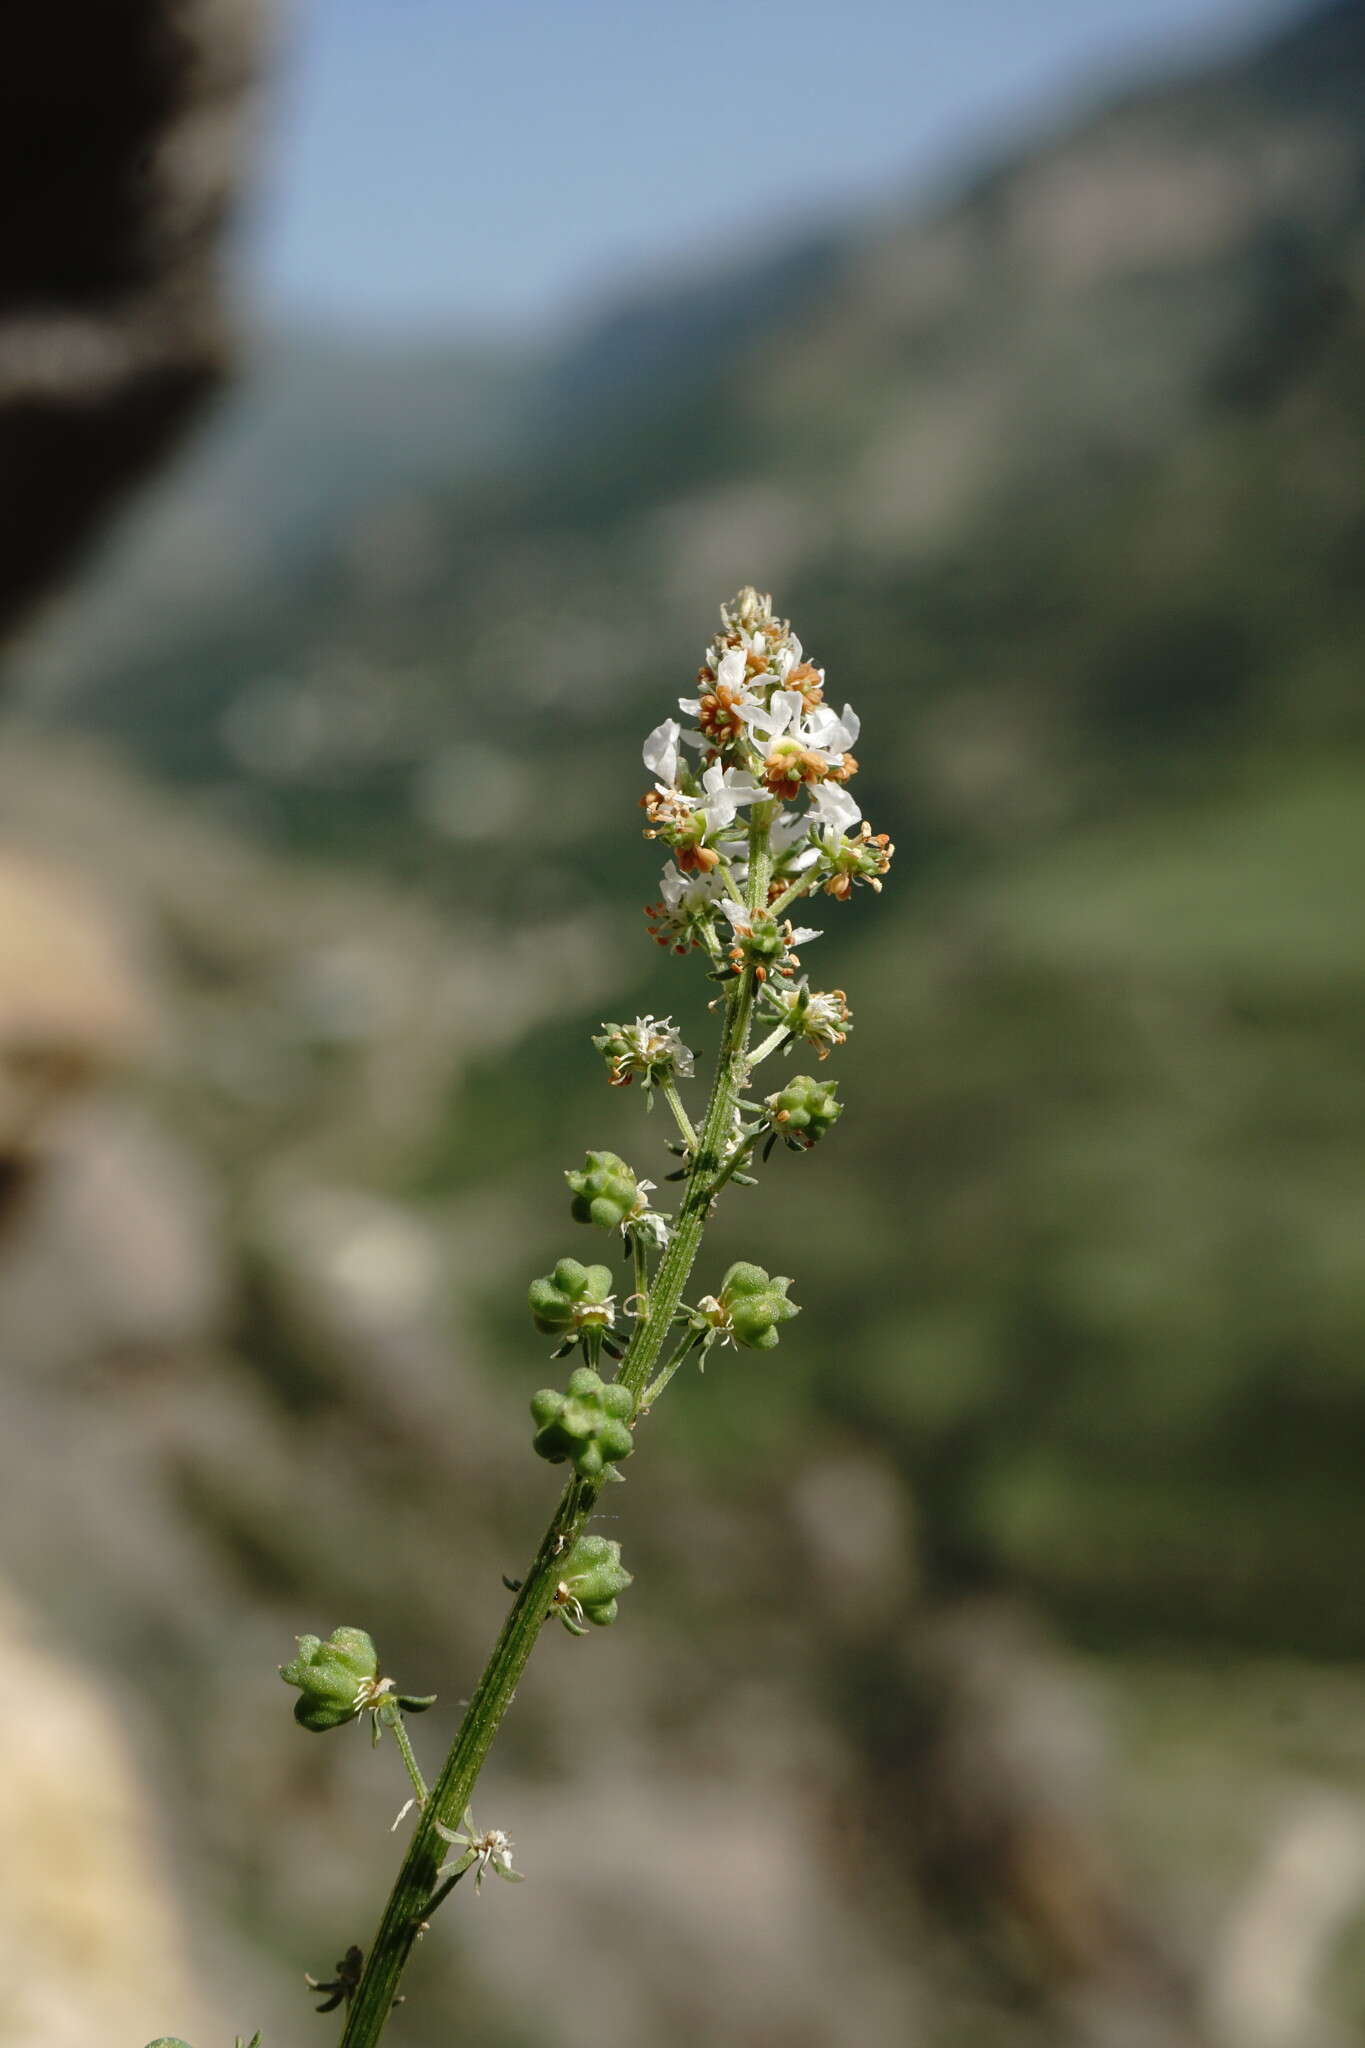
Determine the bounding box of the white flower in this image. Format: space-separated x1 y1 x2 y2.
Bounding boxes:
629 1206 671 1251
644 728 758 833
740 691 860 762
716 900 821 943
716 647 748 694
650 864 736 958
809 781 862 832
771 634 802 681
679 646 761 721
770 808 821 868
660 862 730 913
696 761 763 829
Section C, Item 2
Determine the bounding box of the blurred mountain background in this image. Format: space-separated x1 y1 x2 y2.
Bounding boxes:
2 1 1364 2043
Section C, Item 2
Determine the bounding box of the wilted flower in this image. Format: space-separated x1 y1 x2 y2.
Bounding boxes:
758 980 851 1058
434 1808 525 1892
593 1015 695 1094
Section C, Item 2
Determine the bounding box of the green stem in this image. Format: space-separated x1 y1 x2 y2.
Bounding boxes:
338 945 762 2047
419 1863 467 1926
747 1023 791 1068
705 1129 760 1203
717 860 747 908
639 1326 704 1411
747 801 776 913
630 1231 650 1319
660 1076 697 1151
698 923 725 970
387 1713 428 1810
766 873 812 919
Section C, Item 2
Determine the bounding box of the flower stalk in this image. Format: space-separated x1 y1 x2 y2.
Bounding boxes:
386 1711 428 1812
246 587 894 2048
337 962 758 2042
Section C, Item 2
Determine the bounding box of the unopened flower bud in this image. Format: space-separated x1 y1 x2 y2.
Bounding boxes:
718 902 821 985
528 1258 616 1336
765 1073 842 1149
530 1366 635 1479
730 909 787 971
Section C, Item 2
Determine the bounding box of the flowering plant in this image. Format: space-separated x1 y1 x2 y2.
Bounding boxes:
146 588 891 2048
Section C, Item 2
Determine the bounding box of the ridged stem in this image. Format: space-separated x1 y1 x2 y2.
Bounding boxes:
337 883 765 2044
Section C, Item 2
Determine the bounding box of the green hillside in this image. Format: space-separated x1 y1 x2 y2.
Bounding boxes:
39 0 1362 1639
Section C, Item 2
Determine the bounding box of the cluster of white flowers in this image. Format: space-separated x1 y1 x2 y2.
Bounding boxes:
641 589 892 962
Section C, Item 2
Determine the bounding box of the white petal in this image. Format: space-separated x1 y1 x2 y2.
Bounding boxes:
788 925 822 946
812 783 862 832
717 767 762 803
643 719 681 785
803 705 848 751
716 648 747 691
837 703 860 748
658 861 688 907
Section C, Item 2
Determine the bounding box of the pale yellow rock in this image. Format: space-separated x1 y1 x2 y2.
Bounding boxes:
0 1586 206 2047
0 851 153 1152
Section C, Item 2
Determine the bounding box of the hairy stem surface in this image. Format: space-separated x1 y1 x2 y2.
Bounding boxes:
337 952 759 2045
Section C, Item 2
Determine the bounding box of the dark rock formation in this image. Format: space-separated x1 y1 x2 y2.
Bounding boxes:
0 1 262 642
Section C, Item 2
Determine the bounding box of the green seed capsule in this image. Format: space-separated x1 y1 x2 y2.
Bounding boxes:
530 1367 635 1479
717 1261 799 1351
528 1257 616 1335
765 1073 842 1149
279 1626 379 1732
563 1534 632 1612
566 1150 643 1230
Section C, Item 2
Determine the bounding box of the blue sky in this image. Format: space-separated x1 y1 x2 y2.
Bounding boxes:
245 0 1293 337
